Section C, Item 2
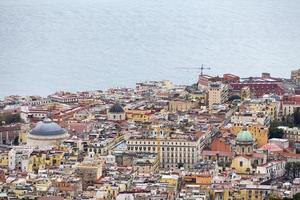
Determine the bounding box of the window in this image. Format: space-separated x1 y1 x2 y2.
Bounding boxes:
240 161 243 167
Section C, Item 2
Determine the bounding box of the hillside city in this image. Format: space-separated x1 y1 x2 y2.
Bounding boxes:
2 69 300 200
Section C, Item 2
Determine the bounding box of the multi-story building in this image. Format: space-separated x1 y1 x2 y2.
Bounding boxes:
125 109 153 122
241 86 251 100
8 146 33 171
0 123 22 145
126 133 206 169
208 82 228 108
282 95 300 116
28 98 52 107
277 126 300 145
223 74 240 83
231 111 270 126
49 92 79 104
76 161 103 190
230 81 283 97
209 184 274 200
198 74 215 90
168 100 198 112
291 69 300 84
256 160 286 180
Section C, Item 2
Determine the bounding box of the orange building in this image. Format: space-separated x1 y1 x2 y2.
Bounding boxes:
211 137 232 152
184 175 212 185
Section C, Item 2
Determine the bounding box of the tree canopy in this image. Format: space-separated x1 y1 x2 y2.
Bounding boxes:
0 112 21 125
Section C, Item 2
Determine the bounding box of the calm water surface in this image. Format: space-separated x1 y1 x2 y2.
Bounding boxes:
0 0 300 97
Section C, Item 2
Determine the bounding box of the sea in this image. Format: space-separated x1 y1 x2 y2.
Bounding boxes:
0 0 300 98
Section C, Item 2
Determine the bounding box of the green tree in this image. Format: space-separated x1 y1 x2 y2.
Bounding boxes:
228 95 241 102
0 113 21 125
13 136 19 145
293 108 300 126
269 127 284 139
293 193 300 200
285 162 300 180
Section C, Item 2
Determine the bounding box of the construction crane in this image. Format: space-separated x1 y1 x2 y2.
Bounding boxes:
176 64 211 76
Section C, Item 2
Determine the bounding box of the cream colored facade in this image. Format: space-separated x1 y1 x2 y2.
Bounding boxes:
107 112 126 121
27 134 69 147
291 69 300 84
125 109 152 122
126 136 204 169
231 156 253 174
168 100 198 112
208 83 228 108
283 103 300 116
77 162 103 189
241 86 251 100
247 100 278 120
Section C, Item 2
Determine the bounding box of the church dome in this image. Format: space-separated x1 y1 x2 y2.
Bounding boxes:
30 118 66 136
109 103 124 113
236 130 253 143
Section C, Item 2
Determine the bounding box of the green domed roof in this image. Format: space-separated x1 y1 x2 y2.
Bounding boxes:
236 130 253 142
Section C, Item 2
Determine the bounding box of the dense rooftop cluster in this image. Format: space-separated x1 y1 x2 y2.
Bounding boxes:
0 71 300 199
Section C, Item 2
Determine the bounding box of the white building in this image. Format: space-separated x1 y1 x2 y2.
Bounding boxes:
256 160 286 180
269 138 289 149
8 146 33 171
282 103 300 116
277 126 300 144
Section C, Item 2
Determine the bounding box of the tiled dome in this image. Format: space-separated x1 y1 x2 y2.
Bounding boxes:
30 118 66 136
236 130 253 143
109 103 124 113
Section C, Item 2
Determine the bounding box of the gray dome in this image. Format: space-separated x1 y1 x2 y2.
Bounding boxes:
30 118 66 136
109 103 124 113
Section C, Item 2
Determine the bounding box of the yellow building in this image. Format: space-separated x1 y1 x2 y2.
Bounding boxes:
99 183 127 199
231 124 268 147
0 152 8 168
160 174 179 186
28 151 64 173
208 83 228 108
36 179 52 192
125 109 153 122
184 175 212 185
19 124 30 144
246 101 277 120
210 186 271 200
231 156 253 174
189 92 207 106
